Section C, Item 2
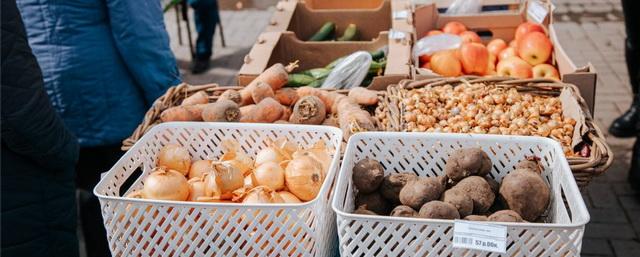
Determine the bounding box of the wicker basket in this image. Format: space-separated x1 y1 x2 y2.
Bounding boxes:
378 76 612 188
122 83 376 151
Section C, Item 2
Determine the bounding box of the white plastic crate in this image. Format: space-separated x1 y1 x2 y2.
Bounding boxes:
332 132 590 257
94 122 343 257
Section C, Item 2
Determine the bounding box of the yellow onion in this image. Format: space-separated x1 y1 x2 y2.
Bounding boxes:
204 162 244 200
285 156 325 201
188 160 212 179
292 141 331 176
142 168 189 201
125 190 144 199
255 147 288 167
187 177 207 201
277 191 302 203
220 141 254 175
242 186 284 204
157 144 191 176
251 162 285 191
244 175 254 188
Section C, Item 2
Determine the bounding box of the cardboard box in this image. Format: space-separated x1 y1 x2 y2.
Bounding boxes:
238 31 412 90
429 0 521 13
266 0 414 41
411 2 598 112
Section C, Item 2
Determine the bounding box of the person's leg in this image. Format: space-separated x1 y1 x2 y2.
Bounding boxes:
610 0 640 137
190 0 219 74
76 145 124 257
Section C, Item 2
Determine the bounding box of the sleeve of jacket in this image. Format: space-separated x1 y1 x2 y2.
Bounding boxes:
1 0 79 171
106 0 182 105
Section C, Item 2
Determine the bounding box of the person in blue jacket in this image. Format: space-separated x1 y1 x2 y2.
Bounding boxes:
190 0 221 74
16 0 181 256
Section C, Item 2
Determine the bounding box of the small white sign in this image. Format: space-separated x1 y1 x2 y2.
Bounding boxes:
393 10 409 20
388 30 407 40
528 0 549 24
453 220 507 253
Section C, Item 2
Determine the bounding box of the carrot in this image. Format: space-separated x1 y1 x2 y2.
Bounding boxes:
322 115 338 127
202 100 240 122
219 89 241 104
251 82 275 104
160 104 207 122
181 91 209 106
239 104 255 122
348 87 378 106
249 98 284 123
279 107 292 121
274 88 299 106
296 87 337 113
239 62 298 105
289 96 326 125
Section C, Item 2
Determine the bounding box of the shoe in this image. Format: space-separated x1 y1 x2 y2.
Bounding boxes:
191 57 210 74
609 101 640 138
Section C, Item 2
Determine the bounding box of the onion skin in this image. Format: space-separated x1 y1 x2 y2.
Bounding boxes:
157 144 192 176
205 162 244 200
285 156 325 201
277 191 302 203
187 177 207 201
242 186 284 204
188 160 212 179
142 168 189 201
251 162 285 191
255 147 287 167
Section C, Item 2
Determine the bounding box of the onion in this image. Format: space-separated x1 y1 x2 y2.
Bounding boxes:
285 156 325 201
187 177 207 201
277 191 302 203
125 190 144 199
188 160 212 179
242 186 284 204
255 147 287 167
244 175 254 188
157 144 192 176
204 162 244 200
251 162 285 191
142 168 189 201
220 140 254 175
292 141 331 176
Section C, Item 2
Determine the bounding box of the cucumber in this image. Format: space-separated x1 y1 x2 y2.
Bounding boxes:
309 22 336 41
302 68 332 80
337 24 358 41
287 74 315 87
325 57 344 69
370 49 386 61
307 78 326 88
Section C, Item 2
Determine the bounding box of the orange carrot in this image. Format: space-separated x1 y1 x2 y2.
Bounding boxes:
274 88 299 106
181 91 209 106
239 62 298 105
280 107 292 121
251 82 275 104
160 104 206 122
249 98 284 123
348 87 378 106
201 100 240 122
239 104 256 122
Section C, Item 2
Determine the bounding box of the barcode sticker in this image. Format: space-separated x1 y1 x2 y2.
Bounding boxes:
453 220 507 253
527 0 549 24
393 10 409 20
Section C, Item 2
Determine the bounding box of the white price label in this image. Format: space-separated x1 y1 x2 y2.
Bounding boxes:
528 0 549 24
453 220 507 253
393 10 409 20
388 30 407 40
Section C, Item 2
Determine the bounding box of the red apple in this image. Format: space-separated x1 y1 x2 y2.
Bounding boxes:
532 63 560 80
498 47 518 61
488 53 497 65
419 54 431 66
515 21 546 40
426 30 443 37
496 57 533 79
509 40 518 49
430 51 462 77
487 39 507 56
518 31 553 66
459 31 482 43
422 62 432 70
442 21 467 35
459 43 489 75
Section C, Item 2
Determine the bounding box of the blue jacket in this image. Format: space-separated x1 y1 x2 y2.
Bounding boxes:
17 0 181 147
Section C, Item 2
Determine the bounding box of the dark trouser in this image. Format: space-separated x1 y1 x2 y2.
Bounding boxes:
76 145 124 257
190 0 220 60
622 0 640 181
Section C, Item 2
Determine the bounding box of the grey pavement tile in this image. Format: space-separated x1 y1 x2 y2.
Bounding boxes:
588 183 622 209
588 207 630 224
611 240 640 257
582 238 614 256
619 196 640 211
584 223 637 239
612 183 638 196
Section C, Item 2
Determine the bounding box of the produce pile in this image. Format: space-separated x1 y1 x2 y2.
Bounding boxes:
308 22 359 41
159 62 379 138
128 139 333 204
377 82 578 156
351 148 551 223
417 21 559 80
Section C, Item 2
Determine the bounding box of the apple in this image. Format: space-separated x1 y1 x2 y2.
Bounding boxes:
426 30 443 37
518 31 553 65
442 21 467 35
459 43 489 75
532 63 560 80
509 40 518 49
430 51 462 77
487 39 507 56
496 57 533 79
487 53 497 75
419 54 431 66
422 62 432 70
498 47 518 61
515 21 546 40
460 31 481 43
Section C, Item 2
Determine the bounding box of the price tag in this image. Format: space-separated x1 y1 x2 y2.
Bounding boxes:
527 0 549 24
393 10 409 20
453 220 507 253
388 30 407 40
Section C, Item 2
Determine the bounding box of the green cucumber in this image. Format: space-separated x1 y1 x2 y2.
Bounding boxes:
302 68 332 80
337 24 358 41
370 48 386 61
287 74 315 87
309 22 335 41
307 78 326 88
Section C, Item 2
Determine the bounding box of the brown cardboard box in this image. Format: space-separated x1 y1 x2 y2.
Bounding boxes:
411 2 598 112
238 31 412 90
431 0 520 12
266 0 414 41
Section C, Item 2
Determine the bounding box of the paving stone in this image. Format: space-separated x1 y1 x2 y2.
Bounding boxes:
585 223 637 239
588 183 622 209
612 183 637 196
619 196 640 211
611 240 640 257
582 238 615 256
588 207 630 224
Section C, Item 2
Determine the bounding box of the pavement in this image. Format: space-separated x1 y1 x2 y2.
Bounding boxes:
160 1 639 256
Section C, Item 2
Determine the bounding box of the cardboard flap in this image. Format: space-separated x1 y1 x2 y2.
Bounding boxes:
560 88 588 149
264 1 296 33
238 32 282 76
386 30 412 76
303 0 385 10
